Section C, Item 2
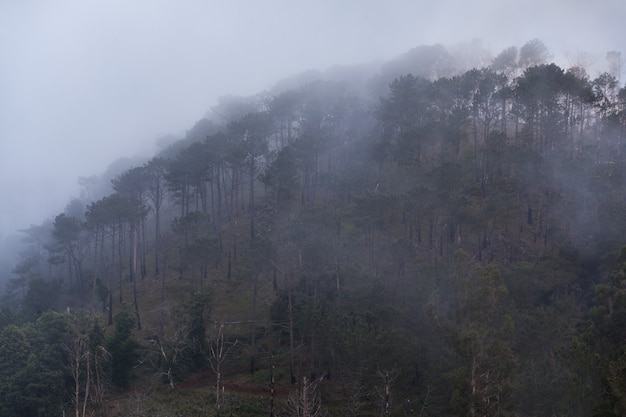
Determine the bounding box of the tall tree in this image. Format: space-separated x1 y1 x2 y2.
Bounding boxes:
113 169 150 329
491 46 518 78
518 38 551 69
106 307 140 389
51 213 88 295
166 141 212 217
228 111 271 239
442 252 516 417
378 74 434 166
144 157 168 275
514 63 570 151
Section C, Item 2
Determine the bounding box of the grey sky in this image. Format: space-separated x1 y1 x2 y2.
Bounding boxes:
0 0 624 244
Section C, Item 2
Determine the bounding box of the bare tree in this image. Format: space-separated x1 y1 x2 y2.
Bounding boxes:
208 323 239 410
375 368 399 416
285 376 328 417
339 367 367 417
67 334 89 417
66 331 109 417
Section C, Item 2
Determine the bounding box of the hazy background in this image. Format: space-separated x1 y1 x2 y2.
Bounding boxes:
0 0 624 263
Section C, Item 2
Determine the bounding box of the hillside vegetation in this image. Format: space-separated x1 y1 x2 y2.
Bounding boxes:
3 40 626 417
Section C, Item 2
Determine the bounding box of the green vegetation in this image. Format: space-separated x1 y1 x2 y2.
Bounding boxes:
2 40 626 416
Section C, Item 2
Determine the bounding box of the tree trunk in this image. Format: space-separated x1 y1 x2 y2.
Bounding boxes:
108 227 115 326
131 223 142 330
81 353 90 417
269 352 276 417
288 273 296 384
250 272 259 375
92 227 99 302
117 222 124 304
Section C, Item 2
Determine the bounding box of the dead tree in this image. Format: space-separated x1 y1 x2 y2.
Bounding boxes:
208 323 239 410
68 335 89 417
375 368 399 416
270 352 276 417
285 375 327 417
66 334 109 417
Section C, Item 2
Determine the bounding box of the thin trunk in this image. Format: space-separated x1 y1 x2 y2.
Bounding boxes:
269 352 276 417
131 222 142 330
140 216 147 280
74 344 80 417
94 349 103 405
288 274 296 384
303 376 309 417
210 173 216 231
158 248 168 367
154 199 161 275
250 161 256 240
109 227 115 326
250 272 258 375
501 97 507 134
92 227 99 301
81 353 90 417
117 223 123 304
217 165 223 229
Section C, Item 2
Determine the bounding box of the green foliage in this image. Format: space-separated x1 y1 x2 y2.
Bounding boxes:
0 312 74 417
186 287 212 369
434 255 517 416
19 275 58 321
580 246 626 415
106 306 141 388
260 145 300 204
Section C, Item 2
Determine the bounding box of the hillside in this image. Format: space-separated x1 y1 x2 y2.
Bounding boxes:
2 41 626 417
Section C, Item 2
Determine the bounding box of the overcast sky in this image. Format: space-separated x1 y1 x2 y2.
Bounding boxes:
0 0 624 246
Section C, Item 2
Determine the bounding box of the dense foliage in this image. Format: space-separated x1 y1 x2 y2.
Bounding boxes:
2 40 626 416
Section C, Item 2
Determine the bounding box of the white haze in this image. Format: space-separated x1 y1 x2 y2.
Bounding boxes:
0 0 623 264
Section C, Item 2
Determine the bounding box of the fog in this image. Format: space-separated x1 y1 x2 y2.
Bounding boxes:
0 0 623 269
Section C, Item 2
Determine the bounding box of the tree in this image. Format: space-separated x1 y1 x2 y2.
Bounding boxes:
269 89 300 148
171 211 217 286
68 328 90 417
0 324 33 416
112 166 150 279
51 213 88 294
593 72 619 116
208 322 239 411
563 67 595 154
261 145 300 205
228 111 271 239
378 74 434 166
585 246 626 415
144 157 168 275
491 46 518 77
284 375 328 417
112 169 151 329
20 275 57 321
242 235 274 375
514 63 570 151
165 141 212 217
106 307 140 389
465 68 506 148
86 193 134 325
67 318 108 417
439 252 516 417
518 38 551 69
0 312 74 417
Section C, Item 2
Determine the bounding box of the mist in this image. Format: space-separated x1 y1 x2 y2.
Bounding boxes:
0 0 623 274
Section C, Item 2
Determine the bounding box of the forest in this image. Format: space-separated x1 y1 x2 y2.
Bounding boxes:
2 39 626 416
